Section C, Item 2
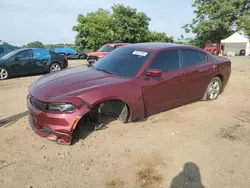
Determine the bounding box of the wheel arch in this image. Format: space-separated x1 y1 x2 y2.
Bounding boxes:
91 97 132 123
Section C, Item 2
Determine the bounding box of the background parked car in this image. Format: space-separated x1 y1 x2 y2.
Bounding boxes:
0 48 68 80
87 43 129 64
51 47 88 59
204 43 220 55
0 45 19 57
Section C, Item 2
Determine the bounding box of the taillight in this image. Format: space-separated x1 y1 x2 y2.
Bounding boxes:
64 56 67 60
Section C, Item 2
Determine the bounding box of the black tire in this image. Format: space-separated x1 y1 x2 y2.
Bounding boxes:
203 77 222 101
49 63 61 73
0 67 9 80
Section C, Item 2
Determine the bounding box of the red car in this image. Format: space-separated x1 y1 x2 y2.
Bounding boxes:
204 43 221 55
27 43 231 145
87 43 129 64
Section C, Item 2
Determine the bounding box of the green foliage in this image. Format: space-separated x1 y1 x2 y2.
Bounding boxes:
175 35 196 46
183 0 250 47
73 4 173 51
23 41 45 48
148 32 174 42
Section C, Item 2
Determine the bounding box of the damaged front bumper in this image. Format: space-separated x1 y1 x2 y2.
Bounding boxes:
27 96 90 145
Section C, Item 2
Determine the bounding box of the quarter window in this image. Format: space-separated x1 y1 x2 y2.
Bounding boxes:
181 50 207 67
148 50 180 72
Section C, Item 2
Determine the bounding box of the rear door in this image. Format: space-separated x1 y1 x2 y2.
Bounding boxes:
142 49 188 116
33 48 51 73
10 50 37 75
180 49 213 101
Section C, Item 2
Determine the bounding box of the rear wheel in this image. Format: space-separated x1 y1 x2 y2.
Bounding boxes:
50 63 61 72
203 77 222 101
0 67 9 80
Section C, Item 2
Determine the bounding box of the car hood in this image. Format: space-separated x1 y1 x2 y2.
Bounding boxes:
88 51 109 57
29 66 127 101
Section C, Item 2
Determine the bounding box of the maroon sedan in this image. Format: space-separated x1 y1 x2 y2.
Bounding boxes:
27 43 231 144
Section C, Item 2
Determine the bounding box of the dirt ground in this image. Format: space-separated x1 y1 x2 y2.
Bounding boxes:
0 57 250 188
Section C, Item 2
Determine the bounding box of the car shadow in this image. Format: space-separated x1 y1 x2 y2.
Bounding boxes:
170 162 205 188
0 111 28 128
71 115 117 145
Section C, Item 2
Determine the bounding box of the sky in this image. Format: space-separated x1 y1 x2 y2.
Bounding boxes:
0 0 195 46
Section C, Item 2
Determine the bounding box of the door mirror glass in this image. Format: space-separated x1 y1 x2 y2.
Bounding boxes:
146 69 162 77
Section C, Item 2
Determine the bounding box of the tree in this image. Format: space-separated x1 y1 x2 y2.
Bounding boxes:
111 4 150 43
73 4 174 50
183 0 250 47
148 31 174 42
23 41 45 48
73 9 114 51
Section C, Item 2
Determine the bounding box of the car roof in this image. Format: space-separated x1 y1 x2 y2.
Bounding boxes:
105 43 129 46
126 42 192 51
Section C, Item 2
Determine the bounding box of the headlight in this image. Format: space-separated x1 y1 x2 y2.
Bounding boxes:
48 103 76 113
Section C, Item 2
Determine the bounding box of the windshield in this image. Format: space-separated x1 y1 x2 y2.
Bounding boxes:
93 47 152 78
0 49 20 60
98 45 115 52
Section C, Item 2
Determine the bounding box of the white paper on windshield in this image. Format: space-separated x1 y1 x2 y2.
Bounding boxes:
132 51 148 56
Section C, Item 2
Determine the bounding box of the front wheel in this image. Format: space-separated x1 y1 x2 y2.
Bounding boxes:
50 63 61 72
203 77 222 101
0 67 9 80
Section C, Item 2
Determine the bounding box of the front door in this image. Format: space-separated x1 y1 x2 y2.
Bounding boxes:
10 49 37 75
142 50 187 116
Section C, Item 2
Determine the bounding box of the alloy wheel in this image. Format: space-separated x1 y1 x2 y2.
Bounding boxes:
50 63 61 72
0 68 9 80
208 80 220 100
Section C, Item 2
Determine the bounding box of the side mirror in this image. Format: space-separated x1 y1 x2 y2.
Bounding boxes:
146 69 162 77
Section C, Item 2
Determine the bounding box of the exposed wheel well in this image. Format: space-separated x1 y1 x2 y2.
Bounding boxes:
71 99 130 143
92 99 130 123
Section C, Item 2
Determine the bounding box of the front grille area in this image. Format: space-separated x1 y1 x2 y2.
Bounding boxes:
87 56 99 61
30 96 48 111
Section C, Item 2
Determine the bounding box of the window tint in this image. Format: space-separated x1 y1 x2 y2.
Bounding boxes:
148 50 179 72
200 52 207 64
0 47 4 54
16 50 33 59
182 50 207 67
93 47 152 78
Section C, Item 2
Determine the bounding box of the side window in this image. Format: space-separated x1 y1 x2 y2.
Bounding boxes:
16 50 33 59
0 47 4 54
148 50 180 72
200 52 207 64
181 50 207 68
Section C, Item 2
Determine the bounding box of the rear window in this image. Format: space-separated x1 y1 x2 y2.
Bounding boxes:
181 50 207 67
0 47 4 54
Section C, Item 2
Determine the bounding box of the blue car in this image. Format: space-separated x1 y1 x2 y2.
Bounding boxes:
51 47 88 59
0 45 19 57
